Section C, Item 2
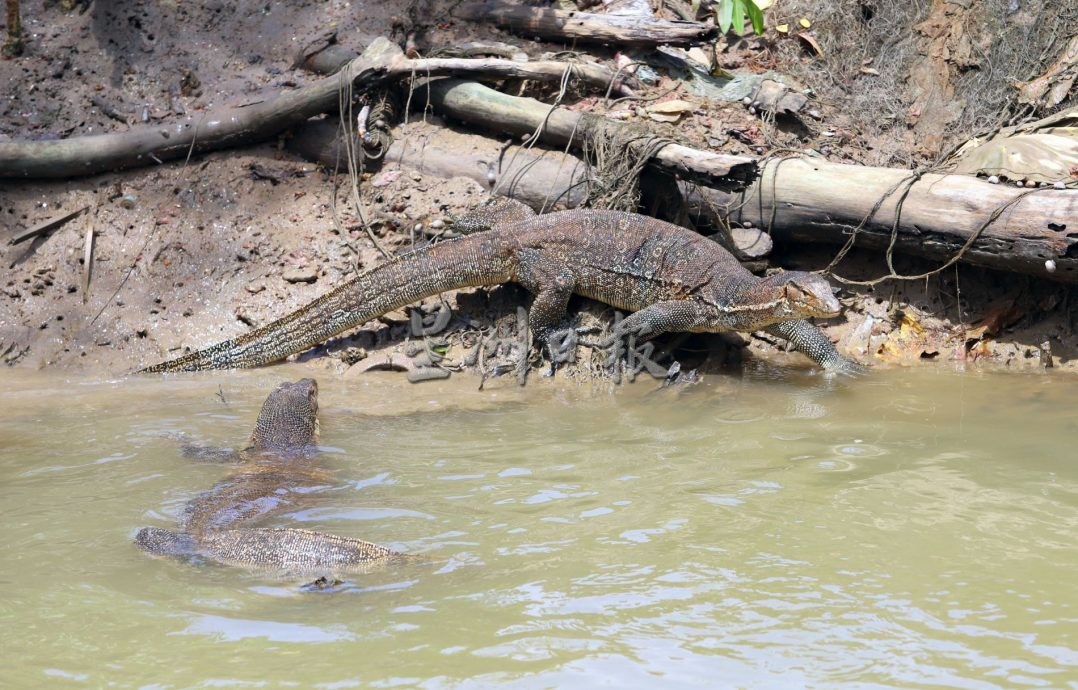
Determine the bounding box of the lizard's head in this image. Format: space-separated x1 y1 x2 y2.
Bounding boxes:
758 271 842 319
249 378 320 453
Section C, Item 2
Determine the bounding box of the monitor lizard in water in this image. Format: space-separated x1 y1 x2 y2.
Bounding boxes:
141 202 863 376
135 379 417 577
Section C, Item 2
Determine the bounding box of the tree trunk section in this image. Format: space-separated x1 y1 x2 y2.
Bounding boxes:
703 157 1078 283
416 79 758 191
454 2 715 46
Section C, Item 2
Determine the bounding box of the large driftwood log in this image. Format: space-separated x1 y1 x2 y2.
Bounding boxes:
700 158 1078 283
417 79 758 191
288 118 592 210
454 2 715 46
0 39 634 179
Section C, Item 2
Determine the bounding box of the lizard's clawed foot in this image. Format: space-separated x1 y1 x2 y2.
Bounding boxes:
538 326 587 377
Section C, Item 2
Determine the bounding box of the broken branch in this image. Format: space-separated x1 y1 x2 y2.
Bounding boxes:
8 205 90 245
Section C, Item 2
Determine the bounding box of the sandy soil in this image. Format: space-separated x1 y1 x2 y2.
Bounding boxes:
2 1 1075 381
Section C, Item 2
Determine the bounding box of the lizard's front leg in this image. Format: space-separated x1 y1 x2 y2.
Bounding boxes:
765 320 865 376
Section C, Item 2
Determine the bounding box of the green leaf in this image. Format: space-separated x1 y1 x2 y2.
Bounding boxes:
731 0 747 35
746 0 765 34
715 0 733 34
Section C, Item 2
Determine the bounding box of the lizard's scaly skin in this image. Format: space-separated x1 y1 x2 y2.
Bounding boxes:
142 207 862 375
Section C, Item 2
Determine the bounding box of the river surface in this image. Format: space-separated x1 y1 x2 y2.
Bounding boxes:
1 366 1075 689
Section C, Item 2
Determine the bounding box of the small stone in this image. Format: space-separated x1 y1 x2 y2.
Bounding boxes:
1039 340 1054 368
742 96 752 105
1045 259 1056 272
379 309 410 325
730 226 773 259
1055 181 1066 190
339 347 367 365
1015 180 1024 187
283 266 318 284
246 280 266 294
371 170 401 188
406 367 452 383
430 219 445 230
987 175 1000 184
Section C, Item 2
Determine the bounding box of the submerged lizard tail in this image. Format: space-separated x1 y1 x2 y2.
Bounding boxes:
141 233 516 372
196 527 416 573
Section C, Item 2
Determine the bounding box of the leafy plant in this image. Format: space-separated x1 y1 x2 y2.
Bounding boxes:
714 0 766 36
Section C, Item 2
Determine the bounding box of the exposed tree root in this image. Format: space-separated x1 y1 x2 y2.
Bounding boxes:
0 38 635 179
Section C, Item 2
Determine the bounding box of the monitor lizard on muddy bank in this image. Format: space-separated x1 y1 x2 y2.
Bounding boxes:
141 202 863 376
135 379 418 578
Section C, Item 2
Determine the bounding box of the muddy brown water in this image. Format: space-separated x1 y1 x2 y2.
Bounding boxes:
1 366 1075 688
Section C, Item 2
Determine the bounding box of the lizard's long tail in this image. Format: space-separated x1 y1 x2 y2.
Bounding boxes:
140 233 516 372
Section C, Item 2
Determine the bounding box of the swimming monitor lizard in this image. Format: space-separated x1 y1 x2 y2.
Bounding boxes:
141 203 863 376
135 379 415 576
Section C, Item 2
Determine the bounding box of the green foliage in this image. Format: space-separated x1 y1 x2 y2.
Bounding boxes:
715 0 766 36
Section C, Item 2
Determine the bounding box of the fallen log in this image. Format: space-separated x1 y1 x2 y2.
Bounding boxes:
0 39 634 179
288 118 592 210
700 157 1078 283
454 2 715 47
416 79 758 191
